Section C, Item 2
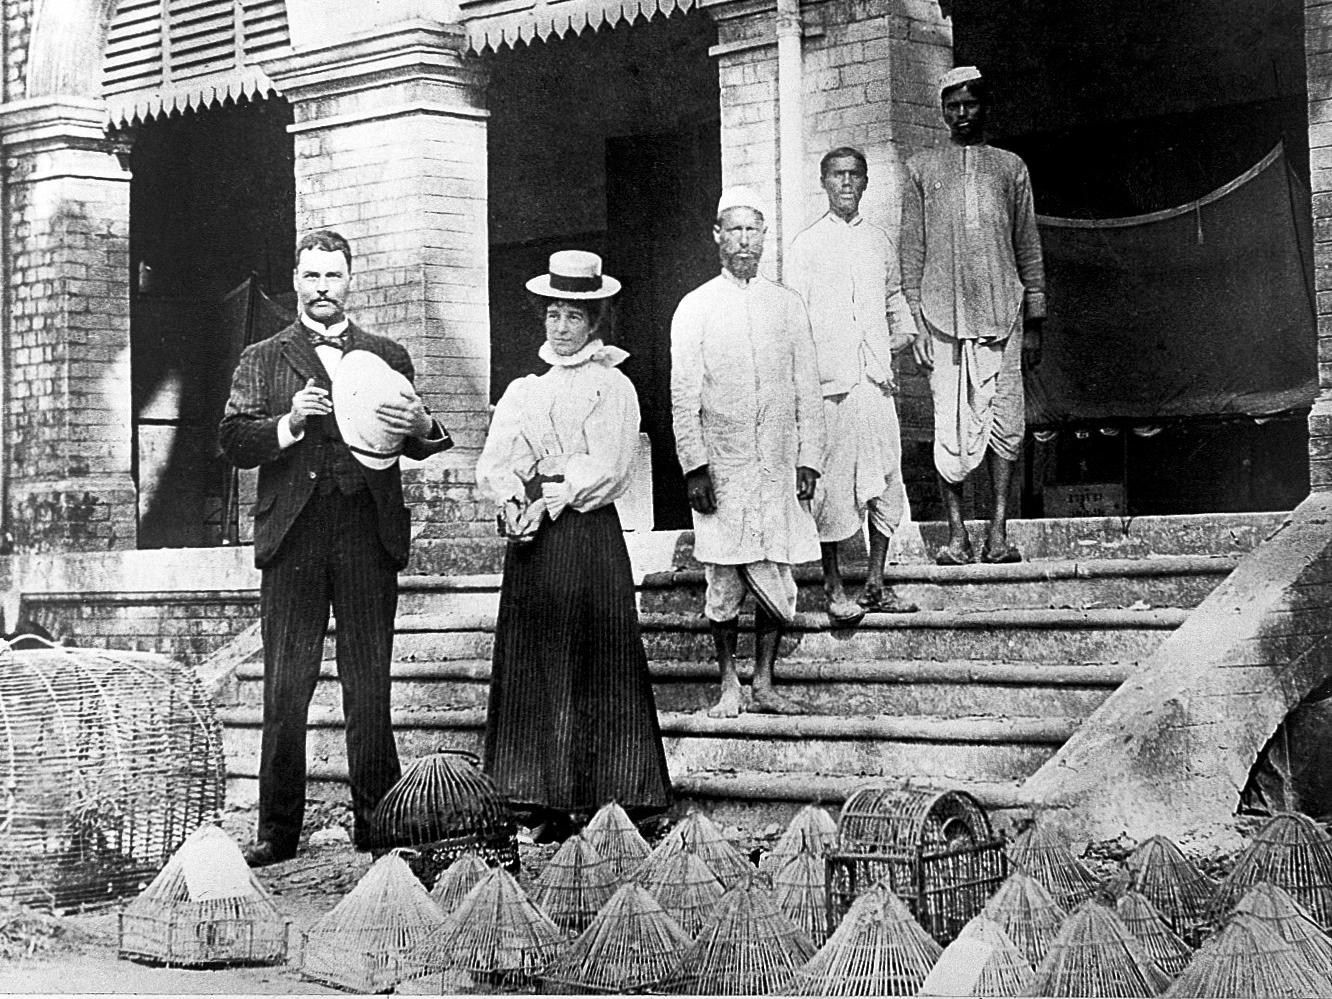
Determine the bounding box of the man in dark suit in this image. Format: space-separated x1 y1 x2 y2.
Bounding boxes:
219 229 451 866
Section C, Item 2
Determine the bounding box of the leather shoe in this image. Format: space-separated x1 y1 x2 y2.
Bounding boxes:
242 840 295 868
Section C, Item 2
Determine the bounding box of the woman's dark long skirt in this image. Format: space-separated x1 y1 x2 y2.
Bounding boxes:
484 503 672 815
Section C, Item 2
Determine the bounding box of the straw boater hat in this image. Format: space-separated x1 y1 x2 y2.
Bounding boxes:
525 250 620 300
333 349 415 471
939 65 982 97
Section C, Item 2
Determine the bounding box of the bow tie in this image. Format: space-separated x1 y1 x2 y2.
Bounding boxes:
309 333 346 350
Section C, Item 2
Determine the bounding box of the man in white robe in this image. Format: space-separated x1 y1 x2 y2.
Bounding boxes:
671 187 825 717
787 146 919 625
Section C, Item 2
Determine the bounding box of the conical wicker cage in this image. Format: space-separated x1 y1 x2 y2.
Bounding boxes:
1163 911 1332 998
117 824 288 967
368 750 518 887
538 883 693 994
1124 835 1217 943
982 870 1069 968
759 803 838 876
784 880 944 996
1116 891 1192 978
1231 881 1332 979
657 810 754 889
300 849 447 993
1008 822 1100 912
530 834 619 936
1025 900 1172 998
774 851 832 947
663 879 817 995
918 914 1035 997
581 802 651 880
430 851 492 914
1207 812 1332 931
403 865 568 992
0 644 223 911
632 847 725 938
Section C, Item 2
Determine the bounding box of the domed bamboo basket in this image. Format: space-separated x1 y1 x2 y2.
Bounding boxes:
656 810 753 890
530 834 619 936
631 847 725 939
1125 835 1217 943
580 802 651 881
918 914 1034 997
773 851 832 947
1231 881 1332 979
1026 900 1172 998
759 803 838 876
429 852 491 915
1208 812 1332 931
1007 822 1100 913
981 870 1069 967
1163 911 1332 998
1116 891 1192 978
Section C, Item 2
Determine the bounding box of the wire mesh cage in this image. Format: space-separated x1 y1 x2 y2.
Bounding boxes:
0 643 223 912
538 883 693 994
530 834 619 936
785 880 943 997
1124 835 1217 945
299 849 447 993
1007 821 1101 912
825 782 1006 944
1026 900 1172 998
1163 911 1332 999
981 870 1069 968
581 802 651 881
117 824 289 967
631 845 725 938
917 914 1034 998
1115 891 1192 978
368 750 518 887
1207 812 1332 932
429 851 492 915
759 803 838 877
1230 881 1332 980
662 878 817 995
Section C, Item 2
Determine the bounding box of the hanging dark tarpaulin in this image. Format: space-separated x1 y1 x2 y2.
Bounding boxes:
1028 143 1316 426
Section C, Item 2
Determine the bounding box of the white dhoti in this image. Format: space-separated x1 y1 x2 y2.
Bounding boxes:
704 561 799 625
813 380 908 543
928 319 1025 484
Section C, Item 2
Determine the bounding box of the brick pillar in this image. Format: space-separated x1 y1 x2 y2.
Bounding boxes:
263 22 493 561
0 97 136 552
1309 0 1332 492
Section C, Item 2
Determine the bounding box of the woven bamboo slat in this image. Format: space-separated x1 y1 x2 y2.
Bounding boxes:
1125 835 1217 943
1025 900 1172 998
403 865 568 992
1007 822 1100 913
1115 891 1192 978
538 883 692 994
0 644 224 911
1208 813 1332 932
1231 881 1332 979
429 852 491 915
918 914 1035 997
117 824 288 967
581 802 651 881
530 834 619 936
300 850 447 993
631 847 725 939
759 803 838 876
982 870 1069 968
656 811 754 890
1163 911 1332 998
664 879 816 995
773 851 832 947
785 881 943 996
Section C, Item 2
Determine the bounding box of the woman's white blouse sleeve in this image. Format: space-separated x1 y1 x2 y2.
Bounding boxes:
475 378 533 504
564 368 641 513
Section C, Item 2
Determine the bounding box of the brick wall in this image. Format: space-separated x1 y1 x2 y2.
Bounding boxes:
3 0 32 103
1309 0 1332 491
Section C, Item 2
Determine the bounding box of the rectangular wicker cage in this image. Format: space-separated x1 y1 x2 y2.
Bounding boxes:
825 783 1007 944
0 643 224 911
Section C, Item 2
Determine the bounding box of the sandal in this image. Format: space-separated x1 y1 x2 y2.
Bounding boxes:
857 588 919 614
980 543 1022 564
827 597 867 627
934 544 974 566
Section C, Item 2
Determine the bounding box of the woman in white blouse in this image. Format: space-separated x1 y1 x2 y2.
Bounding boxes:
475 250 671 841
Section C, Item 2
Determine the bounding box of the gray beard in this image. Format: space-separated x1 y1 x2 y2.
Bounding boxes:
724 257 760 282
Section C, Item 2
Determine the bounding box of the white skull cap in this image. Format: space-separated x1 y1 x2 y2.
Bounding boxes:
938 65 982 96
716 186 768 222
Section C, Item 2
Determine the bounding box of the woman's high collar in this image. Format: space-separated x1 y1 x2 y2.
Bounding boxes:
539 338 630 368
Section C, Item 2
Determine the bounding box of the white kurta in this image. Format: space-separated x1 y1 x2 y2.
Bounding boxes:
670 272 825 566
476 339 639 512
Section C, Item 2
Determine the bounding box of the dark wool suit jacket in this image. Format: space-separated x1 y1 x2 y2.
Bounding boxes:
219 321 452 570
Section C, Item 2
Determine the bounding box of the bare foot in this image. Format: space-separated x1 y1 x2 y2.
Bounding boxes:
750 688 805 715
708 683 742 718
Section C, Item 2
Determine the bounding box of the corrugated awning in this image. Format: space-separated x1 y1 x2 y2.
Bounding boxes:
464 0 696 54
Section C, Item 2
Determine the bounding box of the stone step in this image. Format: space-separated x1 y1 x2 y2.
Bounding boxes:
383 608 1182 664
226 657 1132 719
394 554 1236 617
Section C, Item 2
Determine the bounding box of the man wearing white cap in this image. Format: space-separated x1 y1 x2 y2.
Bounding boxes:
900 66 1046 565
787 146 919 624
670 187 825 717
220 229 452 866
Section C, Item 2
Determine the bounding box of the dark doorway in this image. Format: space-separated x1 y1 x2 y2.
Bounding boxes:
606 129 721 529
